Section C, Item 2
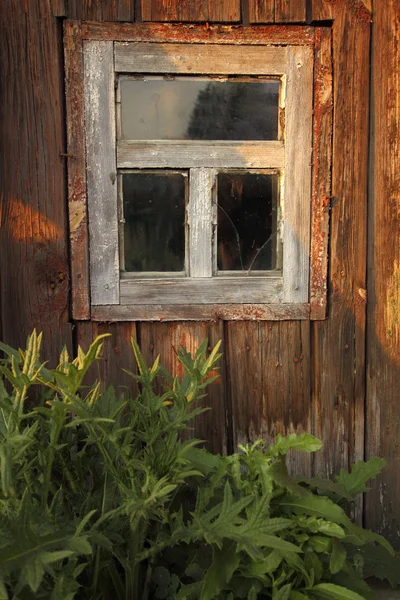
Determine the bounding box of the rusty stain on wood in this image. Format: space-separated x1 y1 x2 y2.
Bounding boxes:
64 21 91 319
311 2 370 498
81 21 315 44
310 27 332 320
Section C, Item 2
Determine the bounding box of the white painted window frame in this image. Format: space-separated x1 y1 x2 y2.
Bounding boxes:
83 39 313 319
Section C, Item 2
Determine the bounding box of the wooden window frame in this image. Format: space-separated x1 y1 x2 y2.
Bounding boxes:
64 22 332 322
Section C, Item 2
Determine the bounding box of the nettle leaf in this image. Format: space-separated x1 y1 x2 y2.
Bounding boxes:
267 434 322 458
308 583 366 600
329 540 346 574
353 542 400 587
242 549 283 578
273 583 292 600
280 494 353 529
336 458 386 499
269 458 309 498
200 540 240 600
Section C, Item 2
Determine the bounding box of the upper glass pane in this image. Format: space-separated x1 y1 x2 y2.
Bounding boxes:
120 77 280 141
122 172 186 273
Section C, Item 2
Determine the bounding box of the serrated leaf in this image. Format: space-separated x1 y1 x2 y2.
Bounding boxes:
273 583 291 600
177 581 203 599
201 540 240 600
41 550 74 565
0 576 8 600
268 434 322 457
308 584 366 600
23 556 45 593
336 458 386 499
280 494 352 529
330 540 346 574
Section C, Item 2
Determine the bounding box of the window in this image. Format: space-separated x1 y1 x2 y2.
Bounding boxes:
65 24 331 321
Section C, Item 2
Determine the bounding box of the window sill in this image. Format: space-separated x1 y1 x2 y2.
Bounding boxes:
91 302 310 322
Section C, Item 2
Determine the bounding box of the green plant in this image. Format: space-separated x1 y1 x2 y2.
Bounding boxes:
0 332 398 600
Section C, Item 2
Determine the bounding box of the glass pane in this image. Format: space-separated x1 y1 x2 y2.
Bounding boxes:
122 172 186 272
217 173 279 272
120 78 280 141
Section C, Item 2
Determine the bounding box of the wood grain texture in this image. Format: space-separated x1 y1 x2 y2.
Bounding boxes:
120 277 283 304
311 4 370 481
312 0 372 22
283 45 313 304
365 0 400 544
75 322 138 393
67 0 135 20
84 41 120 306
248 0 275 22
311 0 334 20
64 22 90 319
228 320 311 475
50 0 67 16
141 0 240 22
92 303 310 321
82 22 315 45
117 141 285 170
310 27 332 320
139 322 227 454
275 0 306 22
0 0 72 362
189 169 214 278
114 42 288 74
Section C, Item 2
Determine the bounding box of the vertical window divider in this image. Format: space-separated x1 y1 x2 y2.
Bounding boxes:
188 168 215 278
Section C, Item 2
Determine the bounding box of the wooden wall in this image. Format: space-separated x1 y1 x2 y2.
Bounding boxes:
0 0 398 541
365 0 400 544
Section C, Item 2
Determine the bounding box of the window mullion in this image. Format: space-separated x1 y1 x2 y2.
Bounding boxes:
189 168 215 278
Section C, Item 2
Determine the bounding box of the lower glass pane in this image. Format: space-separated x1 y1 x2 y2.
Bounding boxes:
217 172 279 272
122 172 186 273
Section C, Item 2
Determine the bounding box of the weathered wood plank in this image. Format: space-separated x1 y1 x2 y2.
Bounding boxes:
311 5 370 481
117 0 134 21
139 322 227 454
84 41 120 306
229 321 311 475
248 0 275 22
311 0 371 22
0 0 72 362
311 0 334 20
64 22 90 319
365 0 400 544
92 303 310 321
208 0 241 22
117 141 285 170
177 0 208 21
189 169 214 278
120 277 283 304
275 0 306 22
75 322 138 392
283 45 313 304
50 0 67 17
82 21 315 45
140 0 240 22
115 42 288 74
310 27 332 320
